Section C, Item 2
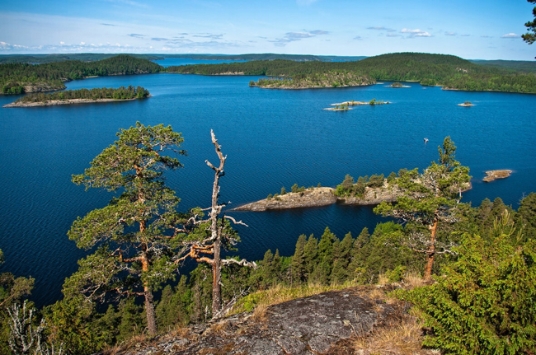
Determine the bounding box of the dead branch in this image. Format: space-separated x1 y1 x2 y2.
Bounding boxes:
224 215 249 227
221 258 257 268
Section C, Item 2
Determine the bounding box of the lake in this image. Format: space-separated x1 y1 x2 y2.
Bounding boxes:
1 63 535 306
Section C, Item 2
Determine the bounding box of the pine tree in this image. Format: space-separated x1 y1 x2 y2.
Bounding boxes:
303 235 318 279
290 234 308 285
374 137 470 280
66 122 185 335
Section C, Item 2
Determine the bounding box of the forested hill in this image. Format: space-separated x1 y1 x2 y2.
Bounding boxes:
170 52 536 93
0 55 162 94
0 53 163 64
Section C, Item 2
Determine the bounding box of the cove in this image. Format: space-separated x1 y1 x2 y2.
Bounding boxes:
0 69 535 306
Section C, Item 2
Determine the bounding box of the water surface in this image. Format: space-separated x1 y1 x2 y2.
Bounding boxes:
1 72 535 306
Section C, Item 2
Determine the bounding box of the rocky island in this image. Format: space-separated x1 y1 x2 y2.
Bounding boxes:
458 101 474 107
234 169 472 212
325 99 391 111
483 169 512 182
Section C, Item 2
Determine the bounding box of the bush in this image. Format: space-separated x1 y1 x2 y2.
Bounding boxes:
396 214 536 354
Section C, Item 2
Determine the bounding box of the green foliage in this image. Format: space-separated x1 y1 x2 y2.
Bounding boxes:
515 192 536 241
397 213 536 354
67 122 186 335
334 173 386 198
280 186 287 195
171 53 536 94
374 137 470 278
14 86 150 104
291 183 306 193
156 276 192 330
0 55 162 94
522 0 536 45
43 296 105 354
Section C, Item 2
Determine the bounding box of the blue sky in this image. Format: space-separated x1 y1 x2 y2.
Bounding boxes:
1 0 534 60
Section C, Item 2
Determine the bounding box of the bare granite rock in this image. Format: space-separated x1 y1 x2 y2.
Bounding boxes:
110 287 407 355
233 187 337 211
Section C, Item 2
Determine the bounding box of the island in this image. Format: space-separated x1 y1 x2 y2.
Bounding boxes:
483 169 512 182
234 170 472 212
324 99 391 111
249 71 375 89
3 86 150 108
458 101 474 107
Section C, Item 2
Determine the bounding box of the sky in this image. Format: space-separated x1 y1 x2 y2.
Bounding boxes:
0 0 535 60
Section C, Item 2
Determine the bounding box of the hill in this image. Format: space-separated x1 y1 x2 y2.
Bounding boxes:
171 52 536 93
0 55 162 94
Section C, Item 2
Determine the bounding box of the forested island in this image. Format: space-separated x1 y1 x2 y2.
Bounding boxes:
3 86 150 107
0 55 161 94
170 52 536 93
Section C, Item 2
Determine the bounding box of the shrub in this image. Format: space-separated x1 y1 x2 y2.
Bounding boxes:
396 215 536 354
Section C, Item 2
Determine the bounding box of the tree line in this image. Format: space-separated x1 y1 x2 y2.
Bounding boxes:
1 126 535 354
13 86 150 104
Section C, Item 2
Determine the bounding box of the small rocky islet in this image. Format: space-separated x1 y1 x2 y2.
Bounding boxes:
324 99 391 111
483 169 512 182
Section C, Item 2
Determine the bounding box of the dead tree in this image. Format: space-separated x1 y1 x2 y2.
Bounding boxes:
175 130 255 318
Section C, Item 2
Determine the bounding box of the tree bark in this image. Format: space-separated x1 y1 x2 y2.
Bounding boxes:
141 253 157 336
212 237 222 315
424 219 438 281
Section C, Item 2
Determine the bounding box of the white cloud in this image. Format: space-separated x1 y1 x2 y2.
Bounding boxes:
367 26 396 32
445 31 456 36
268 30 329 46
501 33 518 38
401 28 432 37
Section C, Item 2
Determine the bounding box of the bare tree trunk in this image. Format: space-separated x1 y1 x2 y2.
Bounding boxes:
424 219 438 281
212 237 222 315
206 130 225 317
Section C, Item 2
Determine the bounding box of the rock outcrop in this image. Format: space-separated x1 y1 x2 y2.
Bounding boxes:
233 185 401 212
234 187 337 211
111 287 409 355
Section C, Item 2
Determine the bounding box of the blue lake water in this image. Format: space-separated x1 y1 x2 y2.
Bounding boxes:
1 69 535 306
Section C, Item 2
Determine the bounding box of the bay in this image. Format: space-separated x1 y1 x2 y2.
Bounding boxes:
0 70 535 306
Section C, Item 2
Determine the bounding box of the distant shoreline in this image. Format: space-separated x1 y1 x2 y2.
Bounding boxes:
3 97 140 108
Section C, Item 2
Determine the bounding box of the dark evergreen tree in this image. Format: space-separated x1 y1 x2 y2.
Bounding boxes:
65 122 185 336
290 234 308 285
